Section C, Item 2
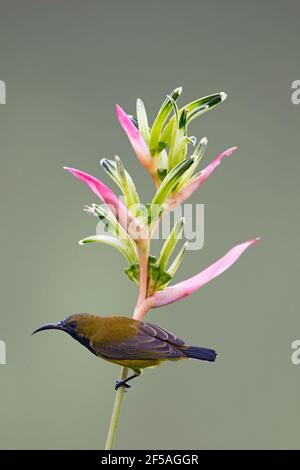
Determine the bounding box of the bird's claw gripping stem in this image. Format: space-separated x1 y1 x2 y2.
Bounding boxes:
115 379 131 391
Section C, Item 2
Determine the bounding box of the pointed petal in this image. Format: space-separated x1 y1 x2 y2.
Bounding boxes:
115 104 153 170
150 238 260 307
195 146 237 183
64 167 145 239
64 167 120 205
169 147 237 207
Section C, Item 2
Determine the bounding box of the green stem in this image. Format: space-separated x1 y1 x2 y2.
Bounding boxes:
134 241 150 312
105 366 128 450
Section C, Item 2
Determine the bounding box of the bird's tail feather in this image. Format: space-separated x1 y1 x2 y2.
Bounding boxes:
184 345 217 362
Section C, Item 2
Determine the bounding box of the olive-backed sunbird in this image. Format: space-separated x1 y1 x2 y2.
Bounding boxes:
32 314 217 389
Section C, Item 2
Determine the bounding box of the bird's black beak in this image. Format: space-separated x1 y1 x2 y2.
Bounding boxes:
32 321 65 335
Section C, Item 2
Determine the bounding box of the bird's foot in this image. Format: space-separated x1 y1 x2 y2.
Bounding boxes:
115 379 131 391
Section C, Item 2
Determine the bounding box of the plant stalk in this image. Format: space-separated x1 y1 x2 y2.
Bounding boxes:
105 366 128 450
134 240 150 314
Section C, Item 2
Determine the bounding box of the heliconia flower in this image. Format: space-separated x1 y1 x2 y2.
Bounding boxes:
168 146 237 208
149 238 260 308
64 167 146 240
115 104 153 171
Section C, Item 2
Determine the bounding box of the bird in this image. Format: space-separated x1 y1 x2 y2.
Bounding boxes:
32 314 217 390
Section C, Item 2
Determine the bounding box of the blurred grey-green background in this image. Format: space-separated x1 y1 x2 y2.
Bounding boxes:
0 0 299 449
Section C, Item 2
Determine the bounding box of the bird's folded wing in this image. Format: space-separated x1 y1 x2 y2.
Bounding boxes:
140 322 185 347
94 327 185 361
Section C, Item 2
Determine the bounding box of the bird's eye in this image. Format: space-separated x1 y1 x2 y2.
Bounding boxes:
69 321 77 329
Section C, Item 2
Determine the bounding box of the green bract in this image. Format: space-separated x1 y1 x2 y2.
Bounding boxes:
167 241 188 278
136 98 150 145
124 255 173 296
149 87 182 156
151 157 194 208
81 204 138 265
100 157 140 211
159 92 227 148
79 235 137 265
156 218 185 271
175 136 208 191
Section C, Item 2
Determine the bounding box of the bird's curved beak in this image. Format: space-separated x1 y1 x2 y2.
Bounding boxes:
32 321 64 335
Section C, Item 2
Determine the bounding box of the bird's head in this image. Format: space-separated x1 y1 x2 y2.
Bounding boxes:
32 313 101 354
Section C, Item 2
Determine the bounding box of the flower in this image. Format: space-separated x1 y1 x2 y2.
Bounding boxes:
64 88 260 321
147 238 260 310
